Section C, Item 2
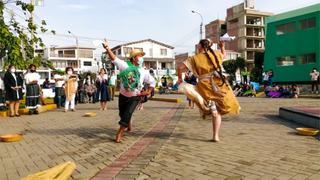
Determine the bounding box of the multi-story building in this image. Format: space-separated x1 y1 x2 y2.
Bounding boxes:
174 53 190 70
264 3 320 83
45 46 98 74
109 39 175 76
205 0 272 68
205 19 227 44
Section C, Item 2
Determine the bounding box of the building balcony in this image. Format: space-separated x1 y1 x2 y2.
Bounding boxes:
156 69 176 76
50 53 76 58
246 47 264 51
245 24 265 27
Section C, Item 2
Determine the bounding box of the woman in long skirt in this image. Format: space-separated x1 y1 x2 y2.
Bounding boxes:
96 68 110 110
24 64 41 115
177 40 240 142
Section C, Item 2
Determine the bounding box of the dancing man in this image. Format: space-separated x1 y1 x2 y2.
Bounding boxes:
102 39 155 143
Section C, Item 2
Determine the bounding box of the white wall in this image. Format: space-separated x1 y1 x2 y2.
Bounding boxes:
120 41 174 59
80 58 99 73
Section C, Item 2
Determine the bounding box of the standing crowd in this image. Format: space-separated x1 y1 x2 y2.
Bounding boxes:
0 64 119 117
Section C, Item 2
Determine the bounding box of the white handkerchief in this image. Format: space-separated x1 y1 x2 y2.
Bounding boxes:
92 40 103 46
220 33 235 42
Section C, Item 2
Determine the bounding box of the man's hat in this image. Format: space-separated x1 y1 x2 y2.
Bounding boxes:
129 49 145 59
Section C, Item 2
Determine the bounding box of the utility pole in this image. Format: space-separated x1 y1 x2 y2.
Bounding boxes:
68 31 80 74
191 10 204 40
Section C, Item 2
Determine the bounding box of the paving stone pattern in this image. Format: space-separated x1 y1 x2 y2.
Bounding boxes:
0 96 319 180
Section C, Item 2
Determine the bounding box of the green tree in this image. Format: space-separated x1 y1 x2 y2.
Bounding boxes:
222 57 247 83
0 0 55 70
235 57 246 71
222 59 237 83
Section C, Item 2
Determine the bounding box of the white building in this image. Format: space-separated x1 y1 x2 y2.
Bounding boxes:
45 46 98 74
109 39 176 76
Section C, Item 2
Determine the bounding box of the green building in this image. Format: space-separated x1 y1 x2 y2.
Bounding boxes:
264 3 320 83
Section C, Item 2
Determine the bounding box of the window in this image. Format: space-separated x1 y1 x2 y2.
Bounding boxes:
160 49 167 56
300 17 316 29
123 47 132 56
149 48 153 56
58 51 63 57
276 22 295 35
277 56 296 66
161 63 166 69
117 49 121 56
83 61 92 66
134 47 143 52
300 53 316 64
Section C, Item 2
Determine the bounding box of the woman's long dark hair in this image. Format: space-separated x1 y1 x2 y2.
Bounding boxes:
199 39 227 86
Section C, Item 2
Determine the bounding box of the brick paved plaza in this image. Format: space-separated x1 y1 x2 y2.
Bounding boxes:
0 96 319 180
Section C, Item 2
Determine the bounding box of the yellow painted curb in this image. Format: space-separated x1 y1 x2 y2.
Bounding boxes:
114 94 182 103
0 104 57 117
150 97 182 103
256 92 265 97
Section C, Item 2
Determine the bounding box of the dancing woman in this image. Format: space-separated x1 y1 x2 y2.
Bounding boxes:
177 39 240 142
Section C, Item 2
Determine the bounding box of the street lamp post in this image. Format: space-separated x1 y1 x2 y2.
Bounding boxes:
191 10 204 40
68 31 80 74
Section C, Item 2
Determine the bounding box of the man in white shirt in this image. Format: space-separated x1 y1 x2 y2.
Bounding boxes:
108 71 117 101
310 68 319 94
53 71 65 108
102 39 155 143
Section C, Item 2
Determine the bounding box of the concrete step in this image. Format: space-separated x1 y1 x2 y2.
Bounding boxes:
279 106 320 129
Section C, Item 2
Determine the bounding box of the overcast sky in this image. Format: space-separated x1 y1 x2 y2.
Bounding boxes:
6 0 320 54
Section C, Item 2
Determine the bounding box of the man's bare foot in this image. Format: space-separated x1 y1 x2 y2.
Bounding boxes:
115 128 125 143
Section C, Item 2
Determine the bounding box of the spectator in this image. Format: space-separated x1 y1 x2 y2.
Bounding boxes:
96 68 110 110
84 81 96 103
24 64 41 115
310 68 319 94
161 75 167 88
64 67 78 112
108 71 117 101
184 70 197 108
269 85 283 98
267 69 273 86
42 78 50 89
76 78 85 104
281 85 292 98
262 70 269 86
3 65 23 117
291 84 300 98
53 71 65 108
0 76 5 109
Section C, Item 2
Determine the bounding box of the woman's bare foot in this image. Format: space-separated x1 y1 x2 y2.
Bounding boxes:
212 136 220 142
